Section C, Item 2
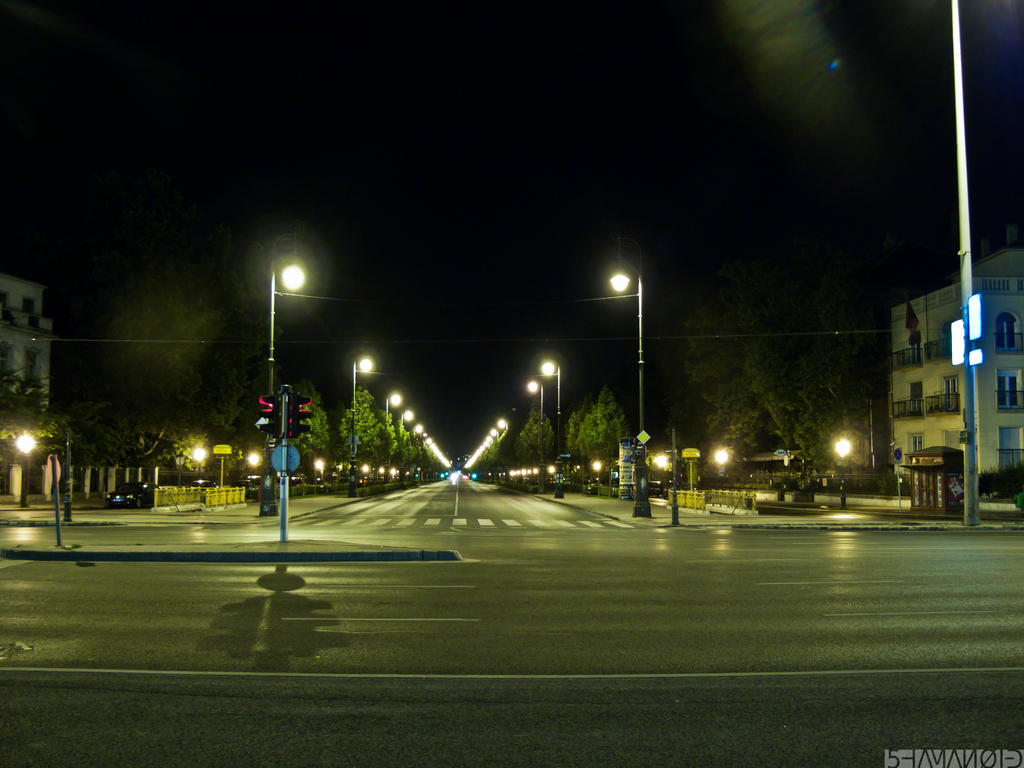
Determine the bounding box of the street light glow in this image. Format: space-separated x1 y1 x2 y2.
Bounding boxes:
414 424 423 434
389 393 402 406
193 447 207 463
403 410 414 422
15 434 35 454
835 438 851 458
247 452 261 467
610 273 631 292
497 419 507 430
280 264 305 291
358 357 373 373
592 460 602 471
714 448 729 466
314 459 324 471
654 454 668 469
541 361 555 376
527 380 539 394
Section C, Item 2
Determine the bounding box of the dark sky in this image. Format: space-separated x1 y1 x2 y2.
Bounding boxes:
3 1 1023 460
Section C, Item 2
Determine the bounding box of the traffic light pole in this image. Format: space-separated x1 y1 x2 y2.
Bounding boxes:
279 388 289 542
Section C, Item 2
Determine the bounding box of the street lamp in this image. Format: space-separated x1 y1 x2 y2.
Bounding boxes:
349 357 373 497
592 459 602 497
263 258 304 517
951 0 979 526
835 438 851 510
314 459 324 483
526 379 545 491
16 433 35 508
610 237 650 517
540 361 563 498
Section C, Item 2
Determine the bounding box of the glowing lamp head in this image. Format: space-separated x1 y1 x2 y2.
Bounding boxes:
361 464 370 474
654 454 668 469
714 449 729 466
592 460 602 471
403 410 414 422
358 357 373 373
389 393 402 407
835 438 852 459
497 419 507 430
247 452 261 467
541 361 556 376
314 459 324 471
280 265 305 291
610 273 631 292
192 447 208 463
527 380 539 394
490 428 498 437
414 424 424 434
15 434 35 454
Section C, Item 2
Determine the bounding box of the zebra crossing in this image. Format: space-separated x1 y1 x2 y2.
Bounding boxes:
297 515 633 530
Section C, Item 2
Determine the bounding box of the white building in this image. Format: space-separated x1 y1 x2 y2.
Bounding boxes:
890 246 1024 472
0 272 55 393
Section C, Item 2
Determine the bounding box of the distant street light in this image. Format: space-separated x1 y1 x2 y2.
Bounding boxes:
540 361 563 498
610 237 649 518
497 419 508 430
350 357 374 497
314 459 324 483
16 433 35 508
835 438 851 510
247 452 261 467
526 379 544 491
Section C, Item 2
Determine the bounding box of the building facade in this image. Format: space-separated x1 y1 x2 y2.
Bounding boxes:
890 247 1024 472
0 272 54 393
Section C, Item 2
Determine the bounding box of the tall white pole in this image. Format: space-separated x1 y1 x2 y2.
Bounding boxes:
952 0 980 526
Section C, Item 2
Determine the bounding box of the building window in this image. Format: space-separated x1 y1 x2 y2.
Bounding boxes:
0 346 8 372
21 297 35 315
24 349 37 378
999 427 1024 468
0 291 6 307
997 369 1022 409
910 434 925 452
996 312 1020 350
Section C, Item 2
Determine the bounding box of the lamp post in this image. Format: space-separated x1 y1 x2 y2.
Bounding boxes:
592 460 602 497
263 259 305 517
350 357 373 497
951 0 979 527
835 438 851 510
16 433 35 508
610 237 650 517
527 380 545 491
540 361 563 498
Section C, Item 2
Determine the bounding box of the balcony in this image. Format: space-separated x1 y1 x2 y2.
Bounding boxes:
892 398 924 419
925 392 960 414
996 390 1024 410
892 346 922 369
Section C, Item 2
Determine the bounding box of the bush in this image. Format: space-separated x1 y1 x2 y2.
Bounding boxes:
979 465 1024 499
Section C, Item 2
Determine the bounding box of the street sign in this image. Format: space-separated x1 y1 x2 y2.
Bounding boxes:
636 430 651 444
682 448 700 459
255 417 269 428
213 444 232 456
894 448 903 461
271 444 301 473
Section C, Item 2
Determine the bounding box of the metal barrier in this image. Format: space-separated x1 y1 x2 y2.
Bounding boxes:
202 487 245 506
153 487 203 506
152 486 245 507
677 490 705 510
704 489 757 513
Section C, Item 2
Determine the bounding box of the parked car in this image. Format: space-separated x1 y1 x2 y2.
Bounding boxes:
647 480 668 498
106 482 157 509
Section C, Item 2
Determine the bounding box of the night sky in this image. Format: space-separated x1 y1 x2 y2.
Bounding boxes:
3 1 1023 459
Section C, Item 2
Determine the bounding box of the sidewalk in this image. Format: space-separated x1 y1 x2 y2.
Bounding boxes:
527 488 1024 530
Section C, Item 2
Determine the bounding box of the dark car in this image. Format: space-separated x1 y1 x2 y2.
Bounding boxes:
647 480 668 499
106 482 157 509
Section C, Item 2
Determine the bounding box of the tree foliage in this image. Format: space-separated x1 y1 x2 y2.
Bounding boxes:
566 386 627 463
514 403 553 466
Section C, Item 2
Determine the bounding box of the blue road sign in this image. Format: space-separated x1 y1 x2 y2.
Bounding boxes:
271 444 301 473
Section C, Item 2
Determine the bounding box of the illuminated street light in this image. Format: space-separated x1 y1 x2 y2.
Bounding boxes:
654 454 668 469
16 433 35 508
314 459 324 483
247 452 261 467
539 360 563 498
526 379 545 492
350 357 374 497
835 438 851 510
192 447 207 464
403 410 414 423
497 419 507 430
714 449 729 466
415 424 423 434
609 237 649 518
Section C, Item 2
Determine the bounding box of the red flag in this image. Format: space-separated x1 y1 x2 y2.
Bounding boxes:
905 300 921 345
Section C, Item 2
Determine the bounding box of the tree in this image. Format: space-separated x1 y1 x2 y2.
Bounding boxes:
687 242 887 470
576 386 627 464
514 403 553 467
288 379 331 475
338 387 390 465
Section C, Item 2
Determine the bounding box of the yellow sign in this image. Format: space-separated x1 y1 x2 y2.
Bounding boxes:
212 444 232 456
682 448 701 459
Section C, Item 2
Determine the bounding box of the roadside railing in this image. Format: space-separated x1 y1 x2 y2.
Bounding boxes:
704 490 758 513
203 487 245 506
677 490 705 510
152 486 245 507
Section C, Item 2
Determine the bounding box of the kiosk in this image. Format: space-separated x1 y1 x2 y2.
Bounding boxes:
902 446 965 512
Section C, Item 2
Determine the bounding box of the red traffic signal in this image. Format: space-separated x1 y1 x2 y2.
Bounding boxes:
286 392 313 438
258 394 282 436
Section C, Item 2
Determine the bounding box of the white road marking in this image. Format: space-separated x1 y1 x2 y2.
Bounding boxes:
425 519 441 526
282 617 480 622
368 518 390 526
478 519 495 527
823 610 995 617
553 520 575 528
604 521 632 527
528 520 551 527
503 519 523 527
393 519 415 527
757 580 903 586
579 521 602 528
453 519 467 526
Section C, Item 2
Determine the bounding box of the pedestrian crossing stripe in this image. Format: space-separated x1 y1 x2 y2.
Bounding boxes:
301 516 632 529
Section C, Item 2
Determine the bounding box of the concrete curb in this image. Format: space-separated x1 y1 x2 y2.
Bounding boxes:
0 548 463 563
0 520 124 527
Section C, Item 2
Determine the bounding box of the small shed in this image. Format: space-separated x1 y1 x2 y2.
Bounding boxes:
902 446 965 511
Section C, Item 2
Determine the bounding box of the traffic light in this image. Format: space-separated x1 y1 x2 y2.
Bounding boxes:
286 392 313 439
258 394 281 436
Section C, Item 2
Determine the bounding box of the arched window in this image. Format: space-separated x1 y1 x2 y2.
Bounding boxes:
996 312 1019 350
